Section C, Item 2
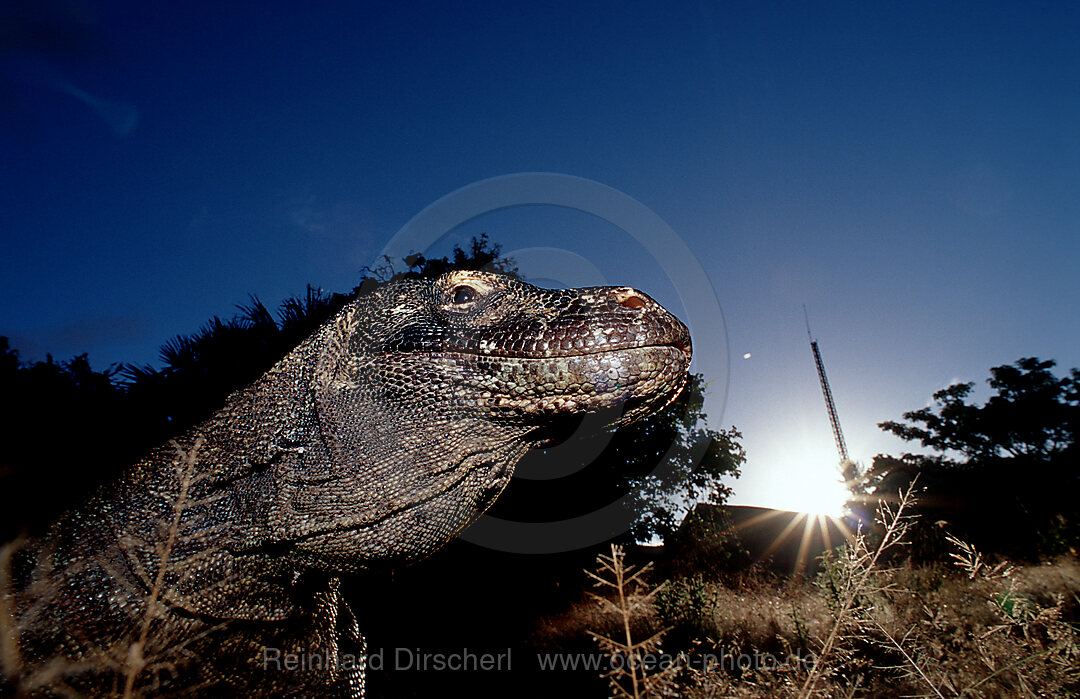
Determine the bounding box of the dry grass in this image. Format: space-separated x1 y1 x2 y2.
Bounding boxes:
0 437 223 697
122 436 203 698
539 495 1080 698
585 544 678 698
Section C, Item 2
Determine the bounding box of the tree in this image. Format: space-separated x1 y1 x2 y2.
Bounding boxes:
487 372 744 544
879 357 1078 463
867 357 1080 559
0 339 136 538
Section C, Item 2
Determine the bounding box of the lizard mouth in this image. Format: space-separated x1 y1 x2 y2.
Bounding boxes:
432 337 690 361
460 326 692 364
559 334 691 362
448 342 692 423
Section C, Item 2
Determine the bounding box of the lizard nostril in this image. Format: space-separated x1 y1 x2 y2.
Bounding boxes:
614 288 647 310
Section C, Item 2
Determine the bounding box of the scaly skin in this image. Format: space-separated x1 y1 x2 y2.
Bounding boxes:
4 271 691 697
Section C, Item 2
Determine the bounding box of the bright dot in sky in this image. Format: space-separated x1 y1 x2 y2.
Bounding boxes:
743 352 752 359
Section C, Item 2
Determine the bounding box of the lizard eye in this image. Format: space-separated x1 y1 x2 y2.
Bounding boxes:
451 285 476 305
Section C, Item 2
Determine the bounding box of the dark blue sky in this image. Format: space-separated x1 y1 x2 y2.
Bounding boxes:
3 1 1078 513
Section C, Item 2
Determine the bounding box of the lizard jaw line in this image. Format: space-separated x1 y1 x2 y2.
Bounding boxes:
399 340 691 363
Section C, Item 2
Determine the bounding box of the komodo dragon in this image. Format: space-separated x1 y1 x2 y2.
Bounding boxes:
3 270 692 697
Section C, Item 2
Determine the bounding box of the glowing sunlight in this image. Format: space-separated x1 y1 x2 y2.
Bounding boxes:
769 460 852 517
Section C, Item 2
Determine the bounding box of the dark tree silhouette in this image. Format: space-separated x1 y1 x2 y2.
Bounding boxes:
0 338 136 539
487 373 743 544
864 357 1079 559
879 357 1077 462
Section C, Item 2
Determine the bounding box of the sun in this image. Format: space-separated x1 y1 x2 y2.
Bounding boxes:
770 461 852 517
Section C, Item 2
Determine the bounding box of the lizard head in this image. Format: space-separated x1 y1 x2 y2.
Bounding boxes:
367 269 692 427
290 270 691 569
